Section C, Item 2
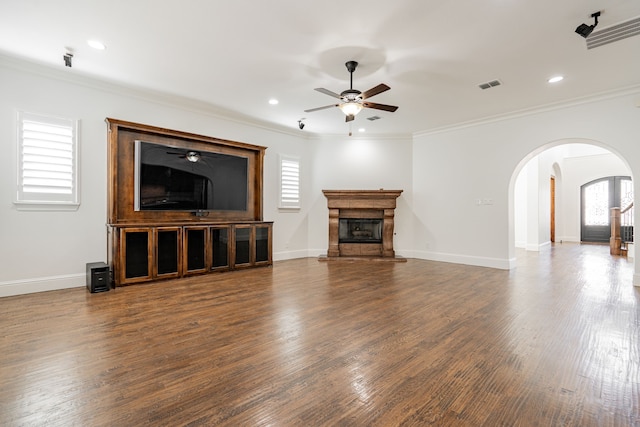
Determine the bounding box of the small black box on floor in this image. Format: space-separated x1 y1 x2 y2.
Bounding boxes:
86 262 111 293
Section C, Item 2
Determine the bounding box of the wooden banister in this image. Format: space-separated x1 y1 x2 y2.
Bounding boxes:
610 207 622 255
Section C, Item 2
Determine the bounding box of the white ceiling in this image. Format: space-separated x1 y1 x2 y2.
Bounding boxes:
1 0 639 136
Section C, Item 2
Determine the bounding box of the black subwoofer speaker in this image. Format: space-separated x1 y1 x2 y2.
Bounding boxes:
86 262 111 293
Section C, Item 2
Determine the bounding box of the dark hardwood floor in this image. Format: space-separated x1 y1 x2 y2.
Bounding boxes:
1 243 638 426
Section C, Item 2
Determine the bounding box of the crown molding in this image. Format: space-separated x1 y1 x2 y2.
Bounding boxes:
0 52 305 139
307 132 412 142
5 51 635 143
414 84 640 138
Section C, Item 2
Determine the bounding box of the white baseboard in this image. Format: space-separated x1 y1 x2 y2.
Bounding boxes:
526 241 552 252
273 249 314 261
2 250 325 297
556 236 580 243
0 273 85 298
5 249 633 294
405 250 514 270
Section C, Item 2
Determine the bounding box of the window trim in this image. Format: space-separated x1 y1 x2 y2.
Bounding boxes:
14 111 80 211
278 155 300 210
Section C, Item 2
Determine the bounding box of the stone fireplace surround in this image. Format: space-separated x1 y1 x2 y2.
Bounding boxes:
322 190 404 260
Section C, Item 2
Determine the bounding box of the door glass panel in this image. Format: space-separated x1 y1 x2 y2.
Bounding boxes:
584 180 609 226
255 226 269 262
187 229 206 271
235 227 251 265
211 228 229 268
157 230 179 275
125 231 149 278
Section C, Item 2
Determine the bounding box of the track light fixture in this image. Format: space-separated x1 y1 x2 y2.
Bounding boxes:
63 52 73 67
298 119 305 130
575 11 601 38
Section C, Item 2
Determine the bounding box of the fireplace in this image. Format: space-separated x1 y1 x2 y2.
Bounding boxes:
322 190 403 259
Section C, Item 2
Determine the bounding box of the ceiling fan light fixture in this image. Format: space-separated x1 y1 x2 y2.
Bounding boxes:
304 60 398 121
339 102 363 116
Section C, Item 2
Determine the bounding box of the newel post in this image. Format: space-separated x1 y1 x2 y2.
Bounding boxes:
610 207 621 255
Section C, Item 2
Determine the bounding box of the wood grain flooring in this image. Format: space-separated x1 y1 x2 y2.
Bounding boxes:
0 243 638 426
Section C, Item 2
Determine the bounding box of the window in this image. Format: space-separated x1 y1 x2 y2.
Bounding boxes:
279 155 300 209
16 112 79 210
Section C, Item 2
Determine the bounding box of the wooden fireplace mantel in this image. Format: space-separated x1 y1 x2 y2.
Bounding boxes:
322 190 403 206
322 190 403 259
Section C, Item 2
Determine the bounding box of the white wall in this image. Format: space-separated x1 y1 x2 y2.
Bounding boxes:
411 122 518 268
413 92 640 283
307 134 414 256
514 164 528 248
0 56 313 296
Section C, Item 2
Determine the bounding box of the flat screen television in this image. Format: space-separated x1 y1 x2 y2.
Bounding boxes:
134 140 248 212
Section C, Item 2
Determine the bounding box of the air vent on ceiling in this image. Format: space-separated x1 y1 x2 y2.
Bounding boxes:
478 79 502 90
587 16 640 49
367 116 381 121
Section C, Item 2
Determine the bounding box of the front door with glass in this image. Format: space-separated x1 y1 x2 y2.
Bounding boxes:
581 176 633 242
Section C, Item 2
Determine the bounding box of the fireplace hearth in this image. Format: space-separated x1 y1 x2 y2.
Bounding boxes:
322 190 404 260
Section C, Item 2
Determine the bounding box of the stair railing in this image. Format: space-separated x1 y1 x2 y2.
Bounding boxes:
611 202 634 256
620 202 634 244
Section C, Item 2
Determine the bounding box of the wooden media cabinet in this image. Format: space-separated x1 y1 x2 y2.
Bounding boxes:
106 119 272 286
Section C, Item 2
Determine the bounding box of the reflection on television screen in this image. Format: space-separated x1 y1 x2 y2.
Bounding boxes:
134 140 248 211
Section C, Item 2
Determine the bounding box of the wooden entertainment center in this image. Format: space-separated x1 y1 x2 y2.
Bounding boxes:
106 118 272 286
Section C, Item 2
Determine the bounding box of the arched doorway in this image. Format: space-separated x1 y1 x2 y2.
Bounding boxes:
510 140 634 257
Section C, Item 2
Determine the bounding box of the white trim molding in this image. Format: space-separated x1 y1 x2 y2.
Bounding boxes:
0 273 85 298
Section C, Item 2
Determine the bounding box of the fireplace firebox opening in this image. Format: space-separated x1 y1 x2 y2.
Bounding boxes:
339 219 383 243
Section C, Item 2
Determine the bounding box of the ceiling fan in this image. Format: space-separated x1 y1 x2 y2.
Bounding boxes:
304 60 398 122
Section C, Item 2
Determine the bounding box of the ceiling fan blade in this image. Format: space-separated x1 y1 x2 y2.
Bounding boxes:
362 101 398 112
345 114 355 123
314 88 342 99
304 104 339 113
361 83 390 99
314 87 340 99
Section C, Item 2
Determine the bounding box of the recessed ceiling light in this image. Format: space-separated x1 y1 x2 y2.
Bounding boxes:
87 39 106 50
268 99 279 105
548 75 564 83
358 128 366 133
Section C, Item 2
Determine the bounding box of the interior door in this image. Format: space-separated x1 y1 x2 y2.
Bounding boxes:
581 176 632 242
550 176 555 243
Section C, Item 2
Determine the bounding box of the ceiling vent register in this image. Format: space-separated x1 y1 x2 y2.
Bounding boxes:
478 80 502 90
587 16 640 49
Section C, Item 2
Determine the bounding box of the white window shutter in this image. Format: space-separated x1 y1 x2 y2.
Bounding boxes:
16 112 79 209
279 156 300 209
